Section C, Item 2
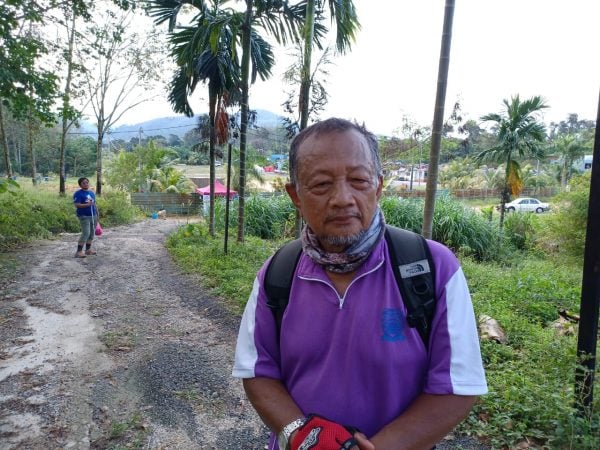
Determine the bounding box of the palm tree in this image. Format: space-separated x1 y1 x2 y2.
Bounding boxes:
237 0 297 242
149 0 300 238
149 166 195 193
292 0 359 237
554 134 587 187
476 95 548 230
282 44 333 138
234 0 308 242
150 1 242 235
422 0 455 240
298 0 359 129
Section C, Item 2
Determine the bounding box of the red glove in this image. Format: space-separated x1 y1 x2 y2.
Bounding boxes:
290 414 359 450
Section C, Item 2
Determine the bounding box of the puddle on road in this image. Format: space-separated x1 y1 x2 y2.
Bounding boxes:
0 293 112 382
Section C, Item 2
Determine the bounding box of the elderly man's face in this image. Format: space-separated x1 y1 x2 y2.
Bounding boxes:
286 129 382 253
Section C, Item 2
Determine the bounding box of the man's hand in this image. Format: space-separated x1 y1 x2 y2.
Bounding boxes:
353 432 375 450
370 393 477 450
290 414 375 450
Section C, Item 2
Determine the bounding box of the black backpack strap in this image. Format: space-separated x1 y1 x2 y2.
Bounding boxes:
384 225 436 348
264 239 303 340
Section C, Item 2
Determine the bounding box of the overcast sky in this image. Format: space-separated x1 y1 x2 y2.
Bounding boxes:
118 0 600 137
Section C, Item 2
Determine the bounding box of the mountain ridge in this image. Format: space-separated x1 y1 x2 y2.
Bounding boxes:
78 109 284 139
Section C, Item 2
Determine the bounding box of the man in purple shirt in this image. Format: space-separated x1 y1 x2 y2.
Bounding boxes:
233 118 487 450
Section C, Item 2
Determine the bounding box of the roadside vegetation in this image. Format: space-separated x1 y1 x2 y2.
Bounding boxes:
1 170 597 448
165 172 598 449
0 180 143 252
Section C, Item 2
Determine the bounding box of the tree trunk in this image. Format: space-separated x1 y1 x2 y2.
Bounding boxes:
208 91 217 237
422 0 455 239
293 0 316 238
59 10 77 196
0 101 13 178
499 158 512 231
96 122 104 195
299 0 315 131
15 132 22 174
27 108 37 185
237 0 253 243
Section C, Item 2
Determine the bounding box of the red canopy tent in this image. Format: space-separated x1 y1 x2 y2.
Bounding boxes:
195 180 237 199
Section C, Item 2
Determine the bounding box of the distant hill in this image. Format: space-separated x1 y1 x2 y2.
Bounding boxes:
111 116 197 139
78 109 285 140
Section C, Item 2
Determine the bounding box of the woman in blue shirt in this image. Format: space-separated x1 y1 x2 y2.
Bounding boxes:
72 177 98 257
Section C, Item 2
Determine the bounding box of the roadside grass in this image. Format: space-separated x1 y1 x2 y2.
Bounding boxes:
460 256 598 448
101 328 137 351
174 389 200 401
0 253 18 290
107 412 149 450
165 207 598 449
0 181 144 251
2 184 597 448
165 222 280 313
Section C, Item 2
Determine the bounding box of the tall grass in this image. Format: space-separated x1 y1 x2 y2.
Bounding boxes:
213 195 296 240
166 220 598 449
166 223 280 312
166 191 597 449
212 194 505 261
380 195 502 260
0 185 143 251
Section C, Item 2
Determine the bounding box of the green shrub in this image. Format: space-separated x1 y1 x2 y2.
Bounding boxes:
0 186 143 250
380 195 501 261
380 196 424 232
536 172 589 259
503 212 538 250
96 191 143 226
244 195 296 240
166 223 279 311
458 255 597 449
214 195 296 240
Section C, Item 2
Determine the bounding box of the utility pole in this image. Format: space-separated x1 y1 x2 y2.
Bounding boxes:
224 139 234 254
574 89 600 413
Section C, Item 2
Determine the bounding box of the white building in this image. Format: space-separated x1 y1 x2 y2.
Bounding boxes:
575 155 593 171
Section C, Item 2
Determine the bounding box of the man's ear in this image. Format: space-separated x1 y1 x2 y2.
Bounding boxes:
285 183 302 210
375 175 384 200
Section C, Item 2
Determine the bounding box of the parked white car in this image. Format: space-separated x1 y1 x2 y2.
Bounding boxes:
504 197 550 213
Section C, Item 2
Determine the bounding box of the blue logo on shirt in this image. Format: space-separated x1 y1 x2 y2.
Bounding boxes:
381 308 406 342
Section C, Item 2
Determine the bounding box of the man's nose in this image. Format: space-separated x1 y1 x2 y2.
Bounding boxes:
330 181 355 205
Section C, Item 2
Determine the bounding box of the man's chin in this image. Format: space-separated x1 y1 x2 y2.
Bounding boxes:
320 230 365 249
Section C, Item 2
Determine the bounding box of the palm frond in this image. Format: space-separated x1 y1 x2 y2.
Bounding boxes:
167 68 195 116
255 0 306 45
148 0 207 30
326 0 360 53
249 30 274 83
506 159 523 196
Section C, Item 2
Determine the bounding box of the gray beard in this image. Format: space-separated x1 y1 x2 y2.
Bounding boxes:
320 229 366 249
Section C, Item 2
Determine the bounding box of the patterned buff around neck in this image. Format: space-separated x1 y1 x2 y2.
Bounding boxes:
301 208 386 273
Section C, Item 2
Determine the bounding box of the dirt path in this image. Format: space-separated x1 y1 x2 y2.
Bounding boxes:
0 218 268 449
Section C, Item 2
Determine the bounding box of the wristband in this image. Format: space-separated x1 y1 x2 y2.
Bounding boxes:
278 417 306 450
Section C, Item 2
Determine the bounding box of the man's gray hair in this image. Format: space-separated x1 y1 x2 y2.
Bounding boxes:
288 118 382 187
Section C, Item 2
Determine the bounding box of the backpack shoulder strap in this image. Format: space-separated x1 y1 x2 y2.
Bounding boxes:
384 225 436 347
264 239 303 339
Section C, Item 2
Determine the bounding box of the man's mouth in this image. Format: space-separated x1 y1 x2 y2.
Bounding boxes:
326 214 361 224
